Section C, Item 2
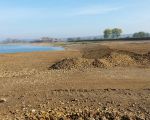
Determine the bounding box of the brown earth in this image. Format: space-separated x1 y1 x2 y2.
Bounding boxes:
50 47 150 70
0 41 150 119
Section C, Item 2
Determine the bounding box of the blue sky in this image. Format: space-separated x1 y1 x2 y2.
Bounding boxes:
0 0 150 39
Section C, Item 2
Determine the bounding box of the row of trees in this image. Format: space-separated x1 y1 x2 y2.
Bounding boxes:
133 32 150 38
103 28 150 39
104 28 122 39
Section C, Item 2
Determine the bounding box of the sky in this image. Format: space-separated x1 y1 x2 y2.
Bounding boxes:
0 0 150 39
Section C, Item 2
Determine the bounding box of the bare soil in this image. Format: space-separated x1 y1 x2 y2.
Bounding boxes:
0 41 150 119
50 46 150 70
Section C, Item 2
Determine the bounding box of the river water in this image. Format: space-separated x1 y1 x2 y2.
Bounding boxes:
0 44 64 53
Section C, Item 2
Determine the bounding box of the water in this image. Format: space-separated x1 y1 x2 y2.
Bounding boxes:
0 44 64 53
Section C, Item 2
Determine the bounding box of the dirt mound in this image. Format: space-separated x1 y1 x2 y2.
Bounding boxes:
81 44 150 62
50 58 93 70
81 45 112 59
99 52 137 67
50 58 105 70
81 45 150 66
113 50 150 64
50 45 150 70
49 55 136 70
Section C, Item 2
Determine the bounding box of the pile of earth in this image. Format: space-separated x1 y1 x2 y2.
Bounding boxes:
50 46 150 70
50 57 104 70
81 45 150 62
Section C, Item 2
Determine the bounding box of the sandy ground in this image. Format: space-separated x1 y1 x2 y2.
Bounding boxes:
0 41 150 119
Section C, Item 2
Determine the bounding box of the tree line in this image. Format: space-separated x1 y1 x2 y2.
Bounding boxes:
103 28 150 39
104 28 122 39
132 32 150 38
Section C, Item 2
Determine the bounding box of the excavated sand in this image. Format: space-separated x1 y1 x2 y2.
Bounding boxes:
50 49 150 70
50 58 93 70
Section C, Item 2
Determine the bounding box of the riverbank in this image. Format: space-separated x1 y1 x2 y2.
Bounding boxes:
0 41 150 119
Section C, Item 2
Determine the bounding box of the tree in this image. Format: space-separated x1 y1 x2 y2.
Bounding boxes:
112 28 122 38
133 32 150 38
104 29 112 39
103 28 122 39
